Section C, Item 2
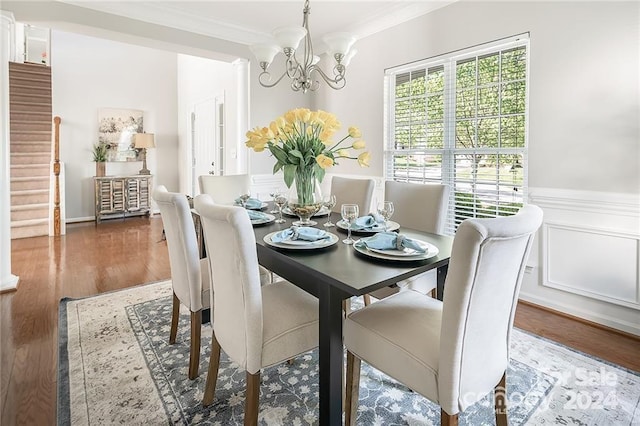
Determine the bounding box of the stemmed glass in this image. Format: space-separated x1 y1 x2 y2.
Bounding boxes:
269 187 280 214
323 194 337 228
377 201 394 231
274 192 287 224
341 204 359 244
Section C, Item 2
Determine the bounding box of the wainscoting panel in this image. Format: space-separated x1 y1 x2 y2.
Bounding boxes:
543 222 639 309
521 187 640 335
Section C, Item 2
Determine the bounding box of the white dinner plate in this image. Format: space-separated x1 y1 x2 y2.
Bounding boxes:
264 231 339 250
336 219 400 233
250 213 275 226
282 205 331 217
247 202 268 211
353 239 439 261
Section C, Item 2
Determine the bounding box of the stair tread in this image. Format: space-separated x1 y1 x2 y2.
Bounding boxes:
12 163 50 168
11 176 49 181
11 189 49 194
11 218 49 227
11 203 49 211
11 152 51 156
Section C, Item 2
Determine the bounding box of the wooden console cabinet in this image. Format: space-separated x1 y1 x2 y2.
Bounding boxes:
94 175 152 223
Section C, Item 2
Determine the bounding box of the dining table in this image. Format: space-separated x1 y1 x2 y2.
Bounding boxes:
249 205 454 425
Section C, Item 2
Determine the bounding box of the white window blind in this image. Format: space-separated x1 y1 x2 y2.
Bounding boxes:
385 35 529 234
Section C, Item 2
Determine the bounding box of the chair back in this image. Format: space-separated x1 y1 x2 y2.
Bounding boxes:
198 174 250 205
330 176 375 214
438 205 543 414
384 181 450 234
153 185 205 311
194 194 264 373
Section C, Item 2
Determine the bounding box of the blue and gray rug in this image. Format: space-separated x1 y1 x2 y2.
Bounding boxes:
58 281 640 425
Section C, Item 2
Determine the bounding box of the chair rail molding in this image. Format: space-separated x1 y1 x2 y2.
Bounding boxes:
522 187 640 336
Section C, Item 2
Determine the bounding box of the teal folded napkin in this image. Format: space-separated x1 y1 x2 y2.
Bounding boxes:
352 213 385 230
355 232 426 253
235 197 262 209
247 210 269 221
271 226 331 243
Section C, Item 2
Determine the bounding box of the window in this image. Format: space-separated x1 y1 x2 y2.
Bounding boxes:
385 35 529 234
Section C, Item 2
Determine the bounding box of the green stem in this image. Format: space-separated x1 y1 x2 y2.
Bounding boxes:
295 167 316 205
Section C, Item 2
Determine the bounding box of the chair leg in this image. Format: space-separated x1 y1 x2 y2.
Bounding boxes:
441 410 459 426
363 294 371 306
188 310 202 379
344 351 361 426
203 331 222 406
495 372 508 426
169 293 180 344
245 371 261 426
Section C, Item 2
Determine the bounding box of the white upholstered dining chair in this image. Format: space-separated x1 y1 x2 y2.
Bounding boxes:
344 205 543 426
366 181 450 302
153 185 211 380
329 176 375 215
194 194 319 425
198 174 250 205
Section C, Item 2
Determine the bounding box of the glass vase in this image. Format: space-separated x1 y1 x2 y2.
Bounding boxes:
288 167 323 226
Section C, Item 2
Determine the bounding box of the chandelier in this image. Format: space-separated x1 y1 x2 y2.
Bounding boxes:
249 0 357 93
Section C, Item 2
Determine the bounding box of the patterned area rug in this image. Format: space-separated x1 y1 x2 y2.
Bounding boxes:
58 280 640 425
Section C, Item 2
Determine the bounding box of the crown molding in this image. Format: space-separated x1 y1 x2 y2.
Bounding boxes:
59 1 455 46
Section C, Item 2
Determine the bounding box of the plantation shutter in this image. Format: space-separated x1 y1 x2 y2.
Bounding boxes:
385 35 529 235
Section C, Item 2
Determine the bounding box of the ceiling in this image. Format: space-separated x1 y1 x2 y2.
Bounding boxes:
60 1 453 47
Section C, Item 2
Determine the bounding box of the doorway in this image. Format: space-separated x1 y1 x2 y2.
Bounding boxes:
191 94 225 195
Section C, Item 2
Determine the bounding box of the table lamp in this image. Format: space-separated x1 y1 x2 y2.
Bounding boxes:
134 133 155 175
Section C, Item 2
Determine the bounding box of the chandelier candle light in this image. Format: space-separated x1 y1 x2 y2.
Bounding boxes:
250 0 357 93
246 108 370 223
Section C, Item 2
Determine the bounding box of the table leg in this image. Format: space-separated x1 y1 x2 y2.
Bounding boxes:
318 284 345 425
436 264 448 301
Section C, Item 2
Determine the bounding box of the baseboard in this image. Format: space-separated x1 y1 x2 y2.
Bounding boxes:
519 291 640 337
66 216 96 224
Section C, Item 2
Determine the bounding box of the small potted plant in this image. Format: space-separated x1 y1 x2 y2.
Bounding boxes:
92 143 108 177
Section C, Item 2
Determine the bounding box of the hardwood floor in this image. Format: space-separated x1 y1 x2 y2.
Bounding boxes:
1 216 638 425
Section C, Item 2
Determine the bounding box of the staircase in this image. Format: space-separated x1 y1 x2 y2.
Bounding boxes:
9 62 52 239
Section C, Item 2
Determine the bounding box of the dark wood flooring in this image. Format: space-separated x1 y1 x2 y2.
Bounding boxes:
1 216 638 425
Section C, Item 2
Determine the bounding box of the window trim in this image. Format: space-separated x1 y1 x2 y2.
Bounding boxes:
384 34 530 234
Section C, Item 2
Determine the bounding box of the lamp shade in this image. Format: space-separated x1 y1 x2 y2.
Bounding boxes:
342 47 358 66
272 26 307 50
134 133 155 149
322 32 356 56
250 44 281 65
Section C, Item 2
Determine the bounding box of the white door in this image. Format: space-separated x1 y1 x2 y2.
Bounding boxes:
192 96 224 195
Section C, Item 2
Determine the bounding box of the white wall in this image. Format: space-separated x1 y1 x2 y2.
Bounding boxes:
176 54 236 195
318 1 639 334
51 30 179 220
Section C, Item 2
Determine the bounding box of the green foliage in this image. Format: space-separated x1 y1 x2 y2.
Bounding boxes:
92 143 108 162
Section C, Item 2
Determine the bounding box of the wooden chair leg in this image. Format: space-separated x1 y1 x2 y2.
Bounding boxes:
188 310 202 379
441 410 459 426
363 294 371 306
245 371 261 426
344 351 361 426
169 293 180 344
495 372 507 426
203 331 222 406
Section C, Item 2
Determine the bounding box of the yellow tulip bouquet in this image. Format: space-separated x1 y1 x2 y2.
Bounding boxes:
245 108 370 205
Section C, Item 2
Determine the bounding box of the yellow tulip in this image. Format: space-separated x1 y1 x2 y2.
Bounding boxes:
357 151 371 167
352 139 366 150
316 154 334 169
336 149 350 158
348 126 361 138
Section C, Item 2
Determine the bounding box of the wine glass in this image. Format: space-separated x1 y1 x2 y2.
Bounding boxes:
269 187 280 214
377 201 395 231
274 192 287 224
322 194 337 228
341 204 359 244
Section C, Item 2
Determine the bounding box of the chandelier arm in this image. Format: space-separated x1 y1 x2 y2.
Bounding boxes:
308 65 347 90
258 69 292 88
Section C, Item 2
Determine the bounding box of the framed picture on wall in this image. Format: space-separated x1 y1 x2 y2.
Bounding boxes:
98 108 143 162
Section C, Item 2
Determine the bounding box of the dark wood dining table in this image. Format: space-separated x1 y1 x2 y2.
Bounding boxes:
252 206 454 425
